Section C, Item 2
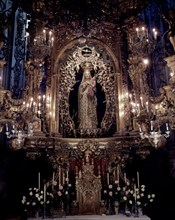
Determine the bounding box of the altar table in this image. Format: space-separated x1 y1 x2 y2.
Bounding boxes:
28 214 150 220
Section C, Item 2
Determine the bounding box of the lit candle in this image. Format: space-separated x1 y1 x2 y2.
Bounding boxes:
43 29 46 43
166 123 169 131
150 121 153 131
136 27 139 37
146 101 149 112
140 96 143 107
138 125 142 132
38 172 40 190
137 171 140 188
51 37 54 47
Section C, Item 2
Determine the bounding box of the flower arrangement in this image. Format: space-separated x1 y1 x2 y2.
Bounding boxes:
21 187 54 213
121 184 155 216
52 181 73 211
103 181 155 216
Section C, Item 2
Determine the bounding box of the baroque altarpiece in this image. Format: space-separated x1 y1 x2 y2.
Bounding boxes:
1 0 175 215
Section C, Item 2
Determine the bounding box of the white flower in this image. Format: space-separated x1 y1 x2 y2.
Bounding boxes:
150 199 153 202
123 196 127 201
151 194 155 198
29 188 32 190
35 193 39 198
29 192 33 196
141 193 144 197
40 201 44 205
117 187 121 191
34 187 37 190
104 190 107 193
108 184 113 189
141 185 145 188
59 185 63 190
114 180 119 184
136 188 139 192
148 195 151 199
65 191 68 195
21 199 25 204
46 201 50 204
137 195 140 199
137 201 141 206
141 188 145 192
68 184 72 187
32 202 36 206
26 202 30 205
41 191 44 194
129 200 133 204
130 190 133 194
40 195 43 199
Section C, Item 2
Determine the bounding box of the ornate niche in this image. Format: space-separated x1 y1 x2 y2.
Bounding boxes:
56 42 118 138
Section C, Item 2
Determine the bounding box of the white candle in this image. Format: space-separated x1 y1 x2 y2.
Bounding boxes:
117 165 120 184
38 172 40 190
52 172 55 190
137 172 140 188
146 101 149 112
134 184 137 202
59 166 61 185
140 96 143 107
6 124 8 131
166 123 169 131
124 173 126 183
44 184 46 203
138 125 142 132
43 29 46 43
107 173 109 185
66 170 69 182
150 121 153 131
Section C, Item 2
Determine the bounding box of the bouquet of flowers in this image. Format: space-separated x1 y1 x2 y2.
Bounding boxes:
103 181 121 214
21 187 54 214
121 184 155 216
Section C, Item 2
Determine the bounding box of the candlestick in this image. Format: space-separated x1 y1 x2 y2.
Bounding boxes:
134 184 137 202
124 172 126 183
137 171 140 188
44 183 46 203
38 172 40 190
59 166 61 185
52 172 55 190
117 165 120 184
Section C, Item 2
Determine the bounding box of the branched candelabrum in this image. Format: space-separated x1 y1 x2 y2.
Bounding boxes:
139 123 170 148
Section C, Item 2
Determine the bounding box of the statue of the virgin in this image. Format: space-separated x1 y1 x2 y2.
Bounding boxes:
78 62 97 129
